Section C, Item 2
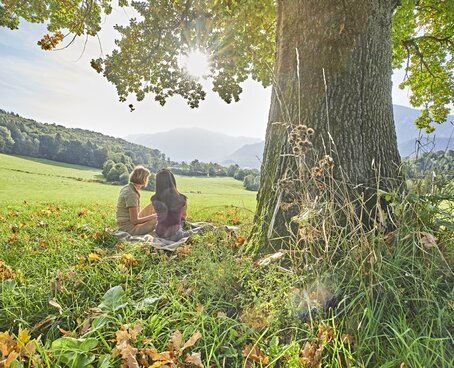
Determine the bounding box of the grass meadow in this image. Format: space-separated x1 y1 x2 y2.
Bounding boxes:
1 153 453 367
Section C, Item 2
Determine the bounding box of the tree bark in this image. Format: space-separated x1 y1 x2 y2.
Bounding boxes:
252 0 403 251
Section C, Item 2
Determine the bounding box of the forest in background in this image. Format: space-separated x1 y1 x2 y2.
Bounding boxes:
0 110 261 190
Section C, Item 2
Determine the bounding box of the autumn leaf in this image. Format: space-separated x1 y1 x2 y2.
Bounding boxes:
88 253 101 263
317 323 335 343
255 251 285 267
170 330 183 352
300 341 323 368
235 236 246 247
185 352 203 367
49 299 63 314
120 253 139 267
113 325 143 368
17 328 31 347
57 325 75 337
0 260 16 280
146 349 172 362
182 331 202 351
31 315 56 331
176 245 192 256
242 343 269 365
120 344 139 368
419 232 438 249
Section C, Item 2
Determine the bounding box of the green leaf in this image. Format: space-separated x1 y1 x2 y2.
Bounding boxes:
98 285 127 311
51 337 98 368
97 354 112 368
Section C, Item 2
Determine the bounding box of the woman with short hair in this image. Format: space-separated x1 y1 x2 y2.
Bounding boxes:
116 165 156 235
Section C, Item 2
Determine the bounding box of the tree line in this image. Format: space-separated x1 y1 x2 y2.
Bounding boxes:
0 109 169 171
403 150 454 180
0 109 260 191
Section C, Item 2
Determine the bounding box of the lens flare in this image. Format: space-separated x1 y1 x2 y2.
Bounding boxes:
179 50 209 79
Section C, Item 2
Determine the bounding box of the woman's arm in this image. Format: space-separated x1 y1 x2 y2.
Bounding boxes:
181 202 187 220
128 207 156 225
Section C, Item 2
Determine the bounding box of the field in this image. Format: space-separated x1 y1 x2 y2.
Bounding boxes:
1 154 453 368
0 154 256 222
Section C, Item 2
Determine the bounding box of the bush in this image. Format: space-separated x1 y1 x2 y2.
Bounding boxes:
102 160 115 177
106 163 128 182
119 172 129 185
144 172 156 191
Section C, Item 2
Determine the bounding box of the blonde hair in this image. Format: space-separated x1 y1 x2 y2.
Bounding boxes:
129 166 150 186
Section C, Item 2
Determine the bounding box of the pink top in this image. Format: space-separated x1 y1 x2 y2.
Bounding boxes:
153 197 186 238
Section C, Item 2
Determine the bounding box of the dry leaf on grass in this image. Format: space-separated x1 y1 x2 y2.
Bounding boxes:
88 252 101 263
182 331 201 351
120 253 139 266
112 325 143 368
0 260 16 280
418 232 438 249
242 343 270 365
49 299 63 314
185 352 203 367
255 251 285 267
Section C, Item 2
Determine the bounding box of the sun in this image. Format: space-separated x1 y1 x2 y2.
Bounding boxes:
179 50 210 79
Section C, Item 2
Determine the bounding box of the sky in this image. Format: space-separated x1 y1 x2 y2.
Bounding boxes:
0 7 414 140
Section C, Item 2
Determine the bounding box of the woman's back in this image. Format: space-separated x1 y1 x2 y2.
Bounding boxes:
152 193 186 238
151 169 187 240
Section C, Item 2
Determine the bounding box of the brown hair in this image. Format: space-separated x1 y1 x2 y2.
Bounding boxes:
129 166 150 186
151 169 186 211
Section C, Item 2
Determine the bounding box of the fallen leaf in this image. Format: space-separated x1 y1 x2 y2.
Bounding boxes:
170 330 183 352
49 299 63 314
146 349 172 362
176 245 191 256
236 236 246 247
243 343 269 365
317 323 335 343
255 251 285 267
341 334 354 345
120 253 139 266
88 253 101 263
419 232 438 249
129 325 142 340
31 315 56 331
120 344 139 368
182 331 201 351
0 260 16 280
57 325 74 337
184 352 203 367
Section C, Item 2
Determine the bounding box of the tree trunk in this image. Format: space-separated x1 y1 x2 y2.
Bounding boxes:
252 0 403 251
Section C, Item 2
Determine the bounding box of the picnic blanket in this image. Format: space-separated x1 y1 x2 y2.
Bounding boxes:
111 222 237 251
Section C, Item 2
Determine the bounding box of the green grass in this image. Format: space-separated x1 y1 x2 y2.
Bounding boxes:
0 153 453 368
0 154 256 222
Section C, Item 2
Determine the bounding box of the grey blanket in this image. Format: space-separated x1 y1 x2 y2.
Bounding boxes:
111 222 237 251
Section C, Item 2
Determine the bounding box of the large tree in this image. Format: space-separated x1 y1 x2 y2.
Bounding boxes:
1 0 452 247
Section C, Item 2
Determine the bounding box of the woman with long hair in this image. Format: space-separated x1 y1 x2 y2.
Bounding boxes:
116 166 156 235
151 169 190 241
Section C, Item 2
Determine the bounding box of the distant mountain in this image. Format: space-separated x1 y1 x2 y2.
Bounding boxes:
220 105 454 168
393 105 454 157
222 141 265 169
126 128 262 162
